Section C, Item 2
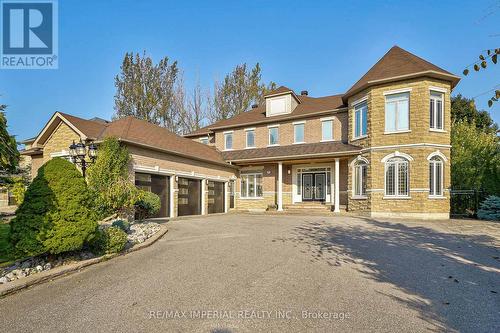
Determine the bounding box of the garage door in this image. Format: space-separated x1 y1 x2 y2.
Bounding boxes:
135 173 169 218
208 181 224 214
177 177 201 216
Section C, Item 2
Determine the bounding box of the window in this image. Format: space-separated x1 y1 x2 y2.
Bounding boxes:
429 156 443 196
321 119 334 141
385 92 409 132
430 91 444 130
269 126 279 145
354 102 368 138
200 137 209 145
294 123 305 143
245 129 255 148
224 132 233 150
240 173 263 198
385 157 409 197
353 161 368 197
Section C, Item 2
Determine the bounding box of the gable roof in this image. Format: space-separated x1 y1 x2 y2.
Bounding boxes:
343 46 460 102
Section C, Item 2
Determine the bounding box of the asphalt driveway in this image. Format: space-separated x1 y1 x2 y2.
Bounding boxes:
0 214 499 332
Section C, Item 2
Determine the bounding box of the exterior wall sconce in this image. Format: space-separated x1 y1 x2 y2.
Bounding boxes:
175 175 178 182
287 169 291 175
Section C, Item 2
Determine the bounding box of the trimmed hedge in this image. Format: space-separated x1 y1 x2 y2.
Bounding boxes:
10 158 97 256
90 226 128 255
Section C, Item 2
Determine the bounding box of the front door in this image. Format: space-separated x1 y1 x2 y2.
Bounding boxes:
302 173 326 201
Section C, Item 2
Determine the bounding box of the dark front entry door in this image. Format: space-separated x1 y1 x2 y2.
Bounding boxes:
208 181 224 214
135 173 169 218
178 177 201 216
302 173 326 201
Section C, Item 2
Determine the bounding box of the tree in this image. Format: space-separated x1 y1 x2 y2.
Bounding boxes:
462 48 500 107
10 158 97 256
208 63 276 122
451 94 499 133
451 121 500 195
0 104 19 184
113 52 181 132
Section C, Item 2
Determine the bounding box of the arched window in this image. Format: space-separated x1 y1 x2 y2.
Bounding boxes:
353 160 368 196
429 156 444 196
385 157 409 197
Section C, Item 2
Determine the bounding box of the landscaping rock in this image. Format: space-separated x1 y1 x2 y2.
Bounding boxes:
0 276 8 284
127 222 161 245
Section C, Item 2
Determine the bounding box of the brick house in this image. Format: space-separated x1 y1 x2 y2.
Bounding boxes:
21 46 460 219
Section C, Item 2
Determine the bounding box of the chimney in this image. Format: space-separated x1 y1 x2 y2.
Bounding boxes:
300 90 308 96
251 104 258 109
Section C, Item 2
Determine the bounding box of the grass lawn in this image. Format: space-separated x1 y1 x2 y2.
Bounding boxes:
0 222 14 264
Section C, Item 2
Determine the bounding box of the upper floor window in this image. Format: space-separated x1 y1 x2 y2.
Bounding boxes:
430 91 444 130
268 126 279 146
294 122 305 143
321 118 334 141
353 160 368 197
245 129 255 148
429 156 444 197
224 132 233 150
354 102 368 138
385 157 409 197
200 137 209 145
385 92 409 133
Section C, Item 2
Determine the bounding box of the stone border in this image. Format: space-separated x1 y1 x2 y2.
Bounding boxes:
0 224 168 298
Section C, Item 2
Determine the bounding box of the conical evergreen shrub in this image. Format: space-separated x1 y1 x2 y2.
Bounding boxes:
477 195 500 221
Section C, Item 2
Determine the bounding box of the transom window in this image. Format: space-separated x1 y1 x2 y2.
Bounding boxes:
224 132 233 150
241 173 263 198
385 157 409 197
245 129 255 148
385 92 410 132
429 156 444 196
321 119 334 141
430 91 444 130
354 102 368 138
353 161 368 197
294 123 305 143
269 126 279 145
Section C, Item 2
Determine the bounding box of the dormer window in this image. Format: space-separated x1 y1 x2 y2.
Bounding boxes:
264 86 300 117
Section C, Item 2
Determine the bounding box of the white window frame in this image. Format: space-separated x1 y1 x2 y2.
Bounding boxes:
384 157 410 198
384 92 410 134
240 173 263 199
245 128 255 149
429 156 444 197
430 91 444 131
321 117 334 142
353 161 368 198
224 131 233 151
354 101 368 139
199 136 209 145
293 121 305 144
268 125 279 146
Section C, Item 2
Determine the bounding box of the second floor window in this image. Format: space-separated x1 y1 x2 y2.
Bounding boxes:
321 119 334 141
294 123 305 143
246 129 255 148
224 132 233 150
430 91 444 130
269 126 279 145
385 92 409 133
354 102 368 138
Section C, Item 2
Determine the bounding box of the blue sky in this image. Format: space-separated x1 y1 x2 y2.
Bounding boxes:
1 0 499 141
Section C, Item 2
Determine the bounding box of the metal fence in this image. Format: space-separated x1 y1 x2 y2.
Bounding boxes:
450 189 488 217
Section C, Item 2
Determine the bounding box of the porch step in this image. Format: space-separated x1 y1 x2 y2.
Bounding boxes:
284 202 333 210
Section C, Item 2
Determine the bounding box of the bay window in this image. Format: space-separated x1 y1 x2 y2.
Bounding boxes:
353 161 368 197
385 157 409 197
430 91 444 130
429 156 444 196
354 102 368 138
385 92 410 132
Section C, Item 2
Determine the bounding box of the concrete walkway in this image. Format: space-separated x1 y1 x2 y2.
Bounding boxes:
0 214 498 332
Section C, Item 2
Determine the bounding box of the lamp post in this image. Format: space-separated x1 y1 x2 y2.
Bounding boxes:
69 140 97 177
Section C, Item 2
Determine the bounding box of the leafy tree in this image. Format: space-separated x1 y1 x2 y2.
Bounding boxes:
462 48 500 107
10 158 97 256
208 63 276 122
113 51 180 132
451 94 499 133
451 121 500 195
86 137 137 218
0 104 19 183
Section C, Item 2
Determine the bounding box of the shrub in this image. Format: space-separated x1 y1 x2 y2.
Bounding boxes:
90 226 128 255
134 190 161 220
9 176 27 205
10 158 97 256
111 219 130 232
477 195 500 221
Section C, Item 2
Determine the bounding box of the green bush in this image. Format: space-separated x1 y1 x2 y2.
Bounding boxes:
10 158 97 256
134 190 161 220
90 226 128 255
477 195 500 221
111 219 130 232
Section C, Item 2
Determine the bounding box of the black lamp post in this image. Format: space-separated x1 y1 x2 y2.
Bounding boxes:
69 140 97 177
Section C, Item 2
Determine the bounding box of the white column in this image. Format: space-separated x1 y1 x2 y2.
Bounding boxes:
169 175 175 218
334 158 340 213
224 182 229 213
201 179 206 215
278 162 283 211
330 167 335 205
